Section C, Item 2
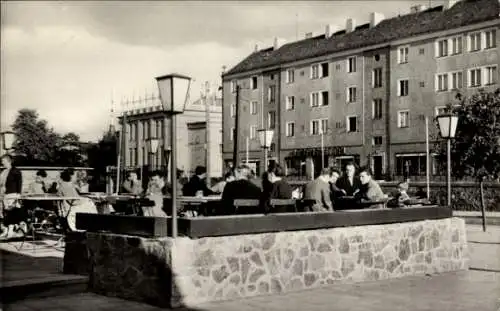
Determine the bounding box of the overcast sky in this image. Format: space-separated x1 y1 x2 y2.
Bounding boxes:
1 0 437 141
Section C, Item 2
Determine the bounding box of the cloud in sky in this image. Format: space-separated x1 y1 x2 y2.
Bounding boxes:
1 0 434 141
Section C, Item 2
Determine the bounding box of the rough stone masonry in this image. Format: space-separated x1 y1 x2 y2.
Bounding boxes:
85 217 468 308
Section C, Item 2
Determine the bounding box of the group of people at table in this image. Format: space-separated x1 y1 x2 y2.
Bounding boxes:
0 151 425 239
120 161 422 217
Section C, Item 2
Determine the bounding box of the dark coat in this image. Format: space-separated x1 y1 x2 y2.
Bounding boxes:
3 167 22 194
336 175 362 196
260 179 293 213
182 175 214 196
221 179 262 214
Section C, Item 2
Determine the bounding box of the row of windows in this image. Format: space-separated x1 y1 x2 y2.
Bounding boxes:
128 119 164 141
230 103 454 142
436 65 497 91
435 29 496 58
230 28 496 92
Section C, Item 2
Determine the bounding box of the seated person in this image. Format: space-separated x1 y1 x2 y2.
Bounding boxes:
355 167 386 209
29 170 49 195
182 166 215 197
143 171 168 217
388 181 411 208
329 167 344 202
303 167 335 212
75 171 89 194
260 163 293 213
58 168 97 231
210 171 235 194
121 171 143 195
336 162 362 196
221 165 261 215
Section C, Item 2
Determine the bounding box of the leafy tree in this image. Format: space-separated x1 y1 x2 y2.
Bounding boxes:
11 109 61 165
437 89 500 181
56 132 84 167
87 128 118 191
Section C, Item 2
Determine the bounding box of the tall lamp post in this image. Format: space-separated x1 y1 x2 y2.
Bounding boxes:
258 129 274 173
156 73 191 238
436 113 458 207
147 137 160 172
1 131 15 156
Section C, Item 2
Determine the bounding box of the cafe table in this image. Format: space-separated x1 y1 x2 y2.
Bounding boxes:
16 194 93 249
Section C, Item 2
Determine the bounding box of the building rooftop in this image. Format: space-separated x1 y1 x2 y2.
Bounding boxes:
224 0 499 77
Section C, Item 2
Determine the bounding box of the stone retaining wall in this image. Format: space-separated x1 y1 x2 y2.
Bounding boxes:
86 217 468 308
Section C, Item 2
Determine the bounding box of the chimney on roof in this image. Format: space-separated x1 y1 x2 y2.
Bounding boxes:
369 12 384 27
410 4 427 13
254 44 259 52
305 32 313 39
273 37 286 50
444 0 459 9
346 18 356 33
325 24 339 38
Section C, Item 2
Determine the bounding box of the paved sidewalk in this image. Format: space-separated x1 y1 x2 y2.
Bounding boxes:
467 225 500 272
6 270 500 311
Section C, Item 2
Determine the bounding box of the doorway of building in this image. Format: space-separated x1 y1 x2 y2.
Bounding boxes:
373 155 383 180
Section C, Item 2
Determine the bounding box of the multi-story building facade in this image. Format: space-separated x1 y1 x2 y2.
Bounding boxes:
119 94 223 180
222 0 499 180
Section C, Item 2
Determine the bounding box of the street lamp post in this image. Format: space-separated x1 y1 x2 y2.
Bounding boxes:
147 137 160 171
436 113 458 207
156 73 191 238
258 129 274 173
319 128 325 169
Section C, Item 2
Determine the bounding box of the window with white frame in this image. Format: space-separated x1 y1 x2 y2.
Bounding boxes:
372 98 383 120
320 63 329 77
230 80 237 93
268 111 276 129
311 64 320 79
437 39 448 57
310 92 320 107
251 76 258 89
398 79 409 96
286 69 295 83
451 71 463 89
250 101 258 115
347 87 357 103
346 116 357 133
435 106 447 116
372 136 383 146
398 46 409 64
485 29 496 49
485 65 497 85
321 91 329 106
398 110 409 128
267 85 276 103
451 36 462 55
230 103 236 117
469 32 481 52
347 57 356 73
373 68 383 88
286 96 295 110
436 73 449 92
310 120 320 135
286 122 295 137
249 125 257 140
230 127 235 141
469 68 482 87
320 119 328 134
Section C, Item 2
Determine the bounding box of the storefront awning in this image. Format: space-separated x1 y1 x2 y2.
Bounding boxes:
288 146 345 158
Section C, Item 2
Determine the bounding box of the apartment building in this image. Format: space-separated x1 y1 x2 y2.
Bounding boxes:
118 94 223 179
222 0 499 180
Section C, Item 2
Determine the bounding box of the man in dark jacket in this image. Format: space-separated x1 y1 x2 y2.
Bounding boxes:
336 162 361 196
221 165 261 214
182 166 215 196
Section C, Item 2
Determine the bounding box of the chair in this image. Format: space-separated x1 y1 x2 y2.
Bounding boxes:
269 199 297 213
233 199 260 214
